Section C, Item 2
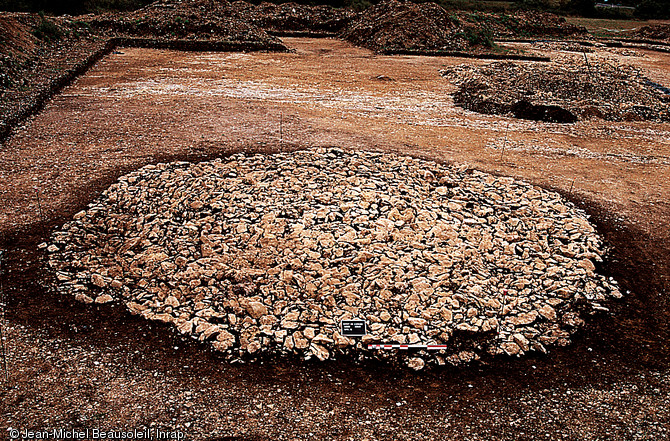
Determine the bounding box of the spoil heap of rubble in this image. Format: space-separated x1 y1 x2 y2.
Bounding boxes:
341 0 472 53
632 23 670 41
441 60 670 123
89 0 278 45
340 0 587 54
47 149 621 369
464 9 587 40
227 1 355 34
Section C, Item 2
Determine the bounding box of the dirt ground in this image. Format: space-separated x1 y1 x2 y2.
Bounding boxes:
1 37 669 439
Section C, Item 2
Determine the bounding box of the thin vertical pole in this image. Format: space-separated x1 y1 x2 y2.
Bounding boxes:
35 187 47 238
0 250 8 383
500 122 510 162
568 179 575 197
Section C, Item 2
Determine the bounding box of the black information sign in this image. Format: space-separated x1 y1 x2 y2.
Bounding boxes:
341 319 367 337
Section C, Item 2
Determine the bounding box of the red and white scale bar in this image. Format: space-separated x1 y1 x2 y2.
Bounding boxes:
368 344 448 350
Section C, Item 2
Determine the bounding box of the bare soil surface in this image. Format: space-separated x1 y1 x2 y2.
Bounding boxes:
1 37 670 439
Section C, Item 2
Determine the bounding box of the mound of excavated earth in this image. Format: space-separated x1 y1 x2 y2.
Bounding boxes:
47 149 621 370
89 0 279 46
227 1 355 34
90 0 353 42
460 9 587 39
632 23 670 41
441 60 670 123
341 0 473 53
340 0 586 54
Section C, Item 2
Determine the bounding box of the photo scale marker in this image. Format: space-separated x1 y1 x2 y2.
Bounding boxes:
367 344 448 350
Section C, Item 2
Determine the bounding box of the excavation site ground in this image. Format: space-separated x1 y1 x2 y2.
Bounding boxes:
1 37 670 438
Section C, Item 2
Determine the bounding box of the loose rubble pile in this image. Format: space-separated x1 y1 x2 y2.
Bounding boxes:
441 60 670 123
341 0 473 53
89 0 279 45
89 0 354 41
468 9 587 39
341 0 586 54
632 24 670 41
47 149 622 369
227 1 355 34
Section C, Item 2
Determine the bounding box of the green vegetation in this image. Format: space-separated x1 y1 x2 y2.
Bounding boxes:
344 0 372 11
32 11 63 41
566 15 657 37
72 20 91 29
0 0 516 14
459 27 496 46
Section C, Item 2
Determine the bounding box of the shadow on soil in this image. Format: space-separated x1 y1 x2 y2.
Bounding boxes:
1 143 668 412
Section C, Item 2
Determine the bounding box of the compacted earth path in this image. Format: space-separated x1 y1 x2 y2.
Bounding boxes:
0 38 669 439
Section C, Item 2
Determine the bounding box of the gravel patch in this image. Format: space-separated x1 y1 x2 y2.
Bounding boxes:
46 148 621 369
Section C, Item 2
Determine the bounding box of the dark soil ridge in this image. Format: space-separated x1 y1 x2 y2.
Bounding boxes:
602 38 670 55
380 48 550 61
112 37 288 52
267 30 337 38
611 37 670 47
614 41 670 54
89 0 354 39
497 38 594 44
0 37 287 145
1 145 668 377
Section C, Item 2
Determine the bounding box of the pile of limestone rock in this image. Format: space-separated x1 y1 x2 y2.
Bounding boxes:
47 149 621 369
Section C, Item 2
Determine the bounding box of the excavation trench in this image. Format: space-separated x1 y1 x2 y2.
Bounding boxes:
1 36 669 436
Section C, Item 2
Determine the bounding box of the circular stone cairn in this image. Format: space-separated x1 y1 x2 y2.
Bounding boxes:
47 148 622 369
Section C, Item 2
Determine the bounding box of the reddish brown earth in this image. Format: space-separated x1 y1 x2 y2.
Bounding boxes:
1 38 670 439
